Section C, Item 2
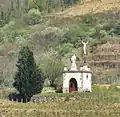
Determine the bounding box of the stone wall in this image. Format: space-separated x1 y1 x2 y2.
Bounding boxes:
88 44 120 84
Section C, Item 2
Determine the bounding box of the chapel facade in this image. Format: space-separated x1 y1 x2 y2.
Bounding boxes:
62 42 92 93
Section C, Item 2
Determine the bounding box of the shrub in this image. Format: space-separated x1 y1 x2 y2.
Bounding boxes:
24 8 42 25
82 14 100 26
56 43 73 57
63 0 80 6
0 20 5 27
92 84 108 93
62 24 91 47
102 22 120 36
6 31 25 43
64 95 69 101
109 83 120 92
43 78 50 87
0 87 16 99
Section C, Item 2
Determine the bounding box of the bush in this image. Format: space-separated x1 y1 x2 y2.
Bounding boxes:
64 95 69 101
6 31 25 43
109 83 120 92
92 84 108 93
56 43 73 57
63 0 80 6
82 14 100 26
0 88 16 99
24 8 42 25
102 22 120 36
62 23 91 47
0 20 5 27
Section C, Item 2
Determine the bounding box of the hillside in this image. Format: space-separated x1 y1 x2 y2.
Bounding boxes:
56 0 120 17
0 1 120 117
0 0 120 88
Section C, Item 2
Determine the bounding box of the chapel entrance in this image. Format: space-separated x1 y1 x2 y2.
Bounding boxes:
69 78 78 92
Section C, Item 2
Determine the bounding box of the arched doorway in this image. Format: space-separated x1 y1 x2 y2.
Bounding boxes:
69 78 78 92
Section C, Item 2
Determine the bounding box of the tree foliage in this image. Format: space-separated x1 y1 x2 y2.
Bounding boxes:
0 7 10 27
13 46 44 98
37 50 64 88
45 59 64 87
24 8 42 25
56 43 73 57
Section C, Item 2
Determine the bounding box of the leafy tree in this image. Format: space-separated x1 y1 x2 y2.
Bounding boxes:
38 50 64 88
13 46 44 98
33 0 46 12
45 59 64 87
26 0 46 12
0 6 10 27
39 57 63 88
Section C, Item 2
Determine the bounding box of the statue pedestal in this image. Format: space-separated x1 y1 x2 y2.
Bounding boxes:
70 63 77 71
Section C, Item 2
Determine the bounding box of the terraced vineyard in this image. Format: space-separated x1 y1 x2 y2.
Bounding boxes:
0 92 120 117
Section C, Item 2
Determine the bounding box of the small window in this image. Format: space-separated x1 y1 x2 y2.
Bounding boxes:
86 74 88 79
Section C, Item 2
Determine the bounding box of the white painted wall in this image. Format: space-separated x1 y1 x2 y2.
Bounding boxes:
82 72 92 92
63 71 92 93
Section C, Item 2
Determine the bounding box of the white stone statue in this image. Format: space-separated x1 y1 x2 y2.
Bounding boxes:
71 54 76 64
70 54 77 71
82 41 88 56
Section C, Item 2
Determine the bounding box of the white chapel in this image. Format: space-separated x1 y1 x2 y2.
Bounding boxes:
62 41 92 93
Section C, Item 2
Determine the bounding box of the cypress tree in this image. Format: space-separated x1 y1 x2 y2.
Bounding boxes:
13 46 44 98
1 8 4 20
10 0 14 11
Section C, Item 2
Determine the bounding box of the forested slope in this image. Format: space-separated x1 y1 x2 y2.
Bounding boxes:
0 0 120 88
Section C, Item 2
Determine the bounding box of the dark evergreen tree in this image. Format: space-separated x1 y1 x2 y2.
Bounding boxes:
10 0 14 11
1 8 4 20
13 46 44 98
16 0 20 9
